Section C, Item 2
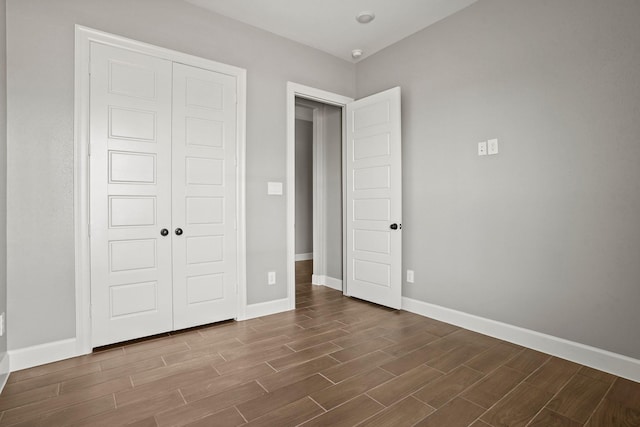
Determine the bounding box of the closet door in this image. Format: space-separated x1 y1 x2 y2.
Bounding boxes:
171 63 238 329
89 43 174 347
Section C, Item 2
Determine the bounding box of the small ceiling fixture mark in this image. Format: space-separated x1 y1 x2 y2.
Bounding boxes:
356 11 375 24
351 49 363 59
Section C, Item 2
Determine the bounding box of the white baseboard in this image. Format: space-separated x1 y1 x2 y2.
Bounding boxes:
311 274 323 286
8 338 79 372
312 275 342 291
0 352 10 393
241 298 291 320
295 253 313 261
402 297 640 383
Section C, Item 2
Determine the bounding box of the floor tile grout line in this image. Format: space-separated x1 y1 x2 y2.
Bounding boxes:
476 355 573 426
522 361 589 426
582 376 616 426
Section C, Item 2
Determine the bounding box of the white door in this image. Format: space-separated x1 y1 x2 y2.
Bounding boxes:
345 87 402 309
89 43 174 347
90 43 239 347
171 63 238 329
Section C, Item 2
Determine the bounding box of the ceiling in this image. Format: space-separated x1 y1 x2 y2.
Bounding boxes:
183 0 478 62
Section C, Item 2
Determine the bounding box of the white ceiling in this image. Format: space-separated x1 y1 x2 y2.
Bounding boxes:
184 0 478 62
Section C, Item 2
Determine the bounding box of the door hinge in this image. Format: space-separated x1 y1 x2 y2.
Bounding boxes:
87 223 91 238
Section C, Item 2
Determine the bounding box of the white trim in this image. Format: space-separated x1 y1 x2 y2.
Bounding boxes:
286 82 353 312
295 253 313 261
311 274 323 286
312 106 326 283
74 26 247 352
8 339 78 372
295 105 314 122
241 298 292 320
0 352 10 393
312 275 342 291
402 297 640 383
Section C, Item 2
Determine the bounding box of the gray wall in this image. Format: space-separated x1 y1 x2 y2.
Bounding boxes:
356 0 640 359
0 0 6 356
6 0 355 350
295 117 313 256
323 105 343 280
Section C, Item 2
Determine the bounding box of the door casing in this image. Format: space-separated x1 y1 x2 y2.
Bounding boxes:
286 83 353 309
75 26 248 355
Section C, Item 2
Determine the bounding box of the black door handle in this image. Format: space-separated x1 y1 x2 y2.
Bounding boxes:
390 223 402 230
175 228 183 236
160 228 169 236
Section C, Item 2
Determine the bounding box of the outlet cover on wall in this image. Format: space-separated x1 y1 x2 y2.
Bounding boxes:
0 312 4 337
407 270 415 283
268 271 276 285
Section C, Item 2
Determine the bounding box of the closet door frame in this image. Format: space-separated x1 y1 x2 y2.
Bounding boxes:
74 26 248 355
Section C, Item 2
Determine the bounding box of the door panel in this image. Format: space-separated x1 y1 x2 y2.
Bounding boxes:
346 87 402 309
172 63 238 330
90 43 174 347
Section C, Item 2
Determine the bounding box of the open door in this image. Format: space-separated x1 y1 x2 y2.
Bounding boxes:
345 87 402 309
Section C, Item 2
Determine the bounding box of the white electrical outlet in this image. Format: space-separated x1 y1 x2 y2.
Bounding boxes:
0 312 4 337
407 270 415 283
488 138 499 155
268 271 276 285
478 141 487 156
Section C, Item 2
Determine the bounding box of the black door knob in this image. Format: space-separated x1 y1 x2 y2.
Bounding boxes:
160 228 169 236
175 228 183 236
390 223 399 230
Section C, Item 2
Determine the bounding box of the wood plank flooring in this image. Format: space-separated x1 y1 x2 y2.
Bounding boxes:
1 260 639 426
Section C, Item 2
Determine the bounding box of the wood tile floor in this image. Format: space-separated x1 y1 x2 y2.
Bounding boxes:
1 261 639 426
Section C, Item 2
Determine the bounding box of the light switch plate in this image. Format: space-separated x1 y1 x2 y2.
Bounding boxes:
488 138 499 155
267 182 283 195
478 141 487 156
268 271 276 285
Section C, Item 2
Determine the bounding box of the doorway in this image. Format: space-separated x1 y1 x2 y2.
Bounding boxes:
286 83 353 309
294 99 343 290
286 83 403 311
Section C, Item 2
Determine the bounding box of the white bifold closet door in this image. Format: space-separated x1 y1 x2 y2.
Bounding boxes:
89 43 237 347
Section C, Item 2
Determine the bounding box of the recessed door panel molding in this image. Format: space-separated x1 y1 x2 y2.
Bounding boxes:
172 62 238 331
186 236 224 265
353 259 391 288
109 151 156 184
108 196 156 228
352 100 390 131
354 230 390 255
186 274 225 305
186 117 225 148
109 239 157 272
346 87 402 309
353 199 390 222
186 77 225 110
186 197 224 225
109 60 157 100
354 133 390 160
353 165 391 190
110 281 158 318
109 107 157 142
186 157 224 186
